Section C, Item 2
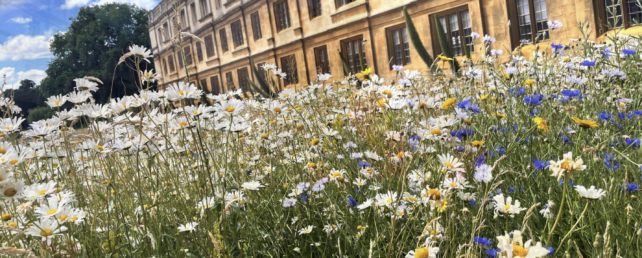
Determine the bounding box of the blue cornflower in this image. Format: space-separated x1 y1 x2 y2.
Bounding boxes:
485 248 499 257
603 153 620 170
456 146 466 152
524 93 544 106
533 159 550 170
451 128 475 139
561 89 582 99
246 170 253 176
626 183 640 193
547 247 555 255
551 43 563 49
618 112 627 119
456 98 482 113
469 199 477 207
626 138 641 147
509 187 515 193
358 161 370 169
496 146 506 155
473 236 492 246
299 193 308 203
581 60 597 67
509 87 526 97
602 47 613 58
622 49 636 55
348 196 358 207
560 178 575 187
474 154 486 166
597 111 612 121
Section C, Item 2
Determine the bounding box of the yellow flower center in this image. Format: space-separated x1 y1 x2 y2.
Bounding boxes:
444 162 454 169
512 245 528 257
9 160 17 165
274 107 282 113
8 222 17 228
427 189 441 200
4 188 17 197
309 138 320 146
54 100 60 105
178 90 185 95
2 213 12 221
414 247 430 258
430 129 442 135
40 228 53 237
386 198 393 204
0 148 6 154
38 189 48 196
179 122 188 127
59 215 69 221
332 172 342 178
96 145 103 151
561 160 573 171
47 209 58 215
449 182 457 188
382 90 392 98
225 106 236 112
504 204 511 212
69 216 78 222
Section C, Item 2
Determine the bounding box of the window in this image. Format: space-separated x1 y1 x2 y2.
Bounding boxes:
177 51 183 68
506 0 548 47
210 75 221 95
196 42 204 62
180 9 186 27
274 0 291 32
184 46 193 66
314 46 330 74
335 0 356 8
251 12 262 40
309 0 322 18
168 55 176 73
594 0 642 33
280 55 299 85
386 24 411 67
237 68 250 92
219 29 229 52
204 35 215 58
199 79 208 90
231 20 244 48
162 23 170 41
256 62 268 79
431 7 474 56
157 28 163 42
162 59 168 75
199 0 209 17
341 36 367 74
216 0 221 8
225 72 234 91
190 4 197 25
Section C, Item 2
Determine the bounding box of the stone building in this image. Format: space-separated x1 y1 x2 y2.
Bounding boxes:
147 0 624 93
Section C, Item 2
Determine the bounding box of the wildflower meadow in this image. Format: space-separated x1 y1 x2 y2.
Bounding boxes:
1 20 642 258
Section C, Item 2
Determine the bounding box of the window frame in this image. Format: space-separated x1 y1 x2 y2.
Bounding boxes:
340 35 368 75
506 0 549 48
199 78 208 91
385 24 411 68
309 0 322 18
225 71 234 91
314 45 330 74
593 0 642 34
274 0 291 32
210 75 221 95
204 35 216 58
190 3 198 26
256 62 268 80
280 55 299 85
195 42 204 62
237 67 251 93
180 9 187 27
430 6 474 57
335 0 356 8
231 20 245 48
199 0 210 17
251 12 263 41
168 54 176 73
219 28 229 52
183 46 193 66
162 23 170 41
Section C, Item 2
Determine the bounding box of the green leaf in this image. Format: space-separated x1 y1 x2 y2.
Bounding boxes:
403 7 434 69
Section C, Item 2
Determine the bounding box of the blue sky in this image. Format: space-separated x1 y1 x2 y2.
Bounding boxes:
0 0 158 89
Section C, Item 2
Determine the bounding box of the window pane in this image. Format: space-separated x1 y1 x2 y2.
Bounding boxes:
606 0 623 27
533 0 548 40
401 28 411 63
392 30 402 65
516 0 532 43
461 11 474 53
629 0 642 24
449 14 462 56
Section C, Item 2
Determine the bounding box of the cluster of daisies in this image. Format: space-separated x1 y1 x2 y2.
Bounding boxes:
1 24 642 257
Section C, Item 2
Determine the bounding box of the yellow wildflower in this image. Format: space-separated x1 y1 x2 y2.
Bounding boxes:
571 117 599 128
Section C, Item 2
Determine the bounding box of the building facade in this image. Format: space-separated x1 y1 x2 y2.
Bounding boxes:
147 0 620 94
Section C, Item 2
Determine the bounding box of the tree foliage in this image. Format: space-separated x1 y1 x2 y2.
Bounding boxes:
40 3 153 103
3 79 45 127
403 7 433 69
435 15 460 74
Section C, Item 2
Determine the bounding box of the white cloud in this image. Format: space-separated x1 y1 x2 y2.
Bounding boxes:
61 0 91 9
0 34 53 61
0 67 47 89
0 0 28 8
7 17 32 24
62 0 159 10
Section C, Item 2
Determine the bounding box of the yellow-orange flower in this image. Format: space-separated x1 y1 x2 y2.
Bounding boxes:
361 67 373 76
438 55 453 61
496 112 506 118
533 116 549 131
480 94 489 100
471 141 484 146
524 79 536 86
441 98 456 109
571 117 599 128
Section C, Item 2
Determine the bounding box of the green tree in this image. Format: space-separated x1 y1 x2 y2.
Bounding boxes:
40 3 153 103
3 79 45 127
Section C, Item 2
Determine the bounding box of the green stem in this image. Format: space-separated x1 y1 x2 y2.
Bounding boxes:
547 176 568 246
557 201 590 251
